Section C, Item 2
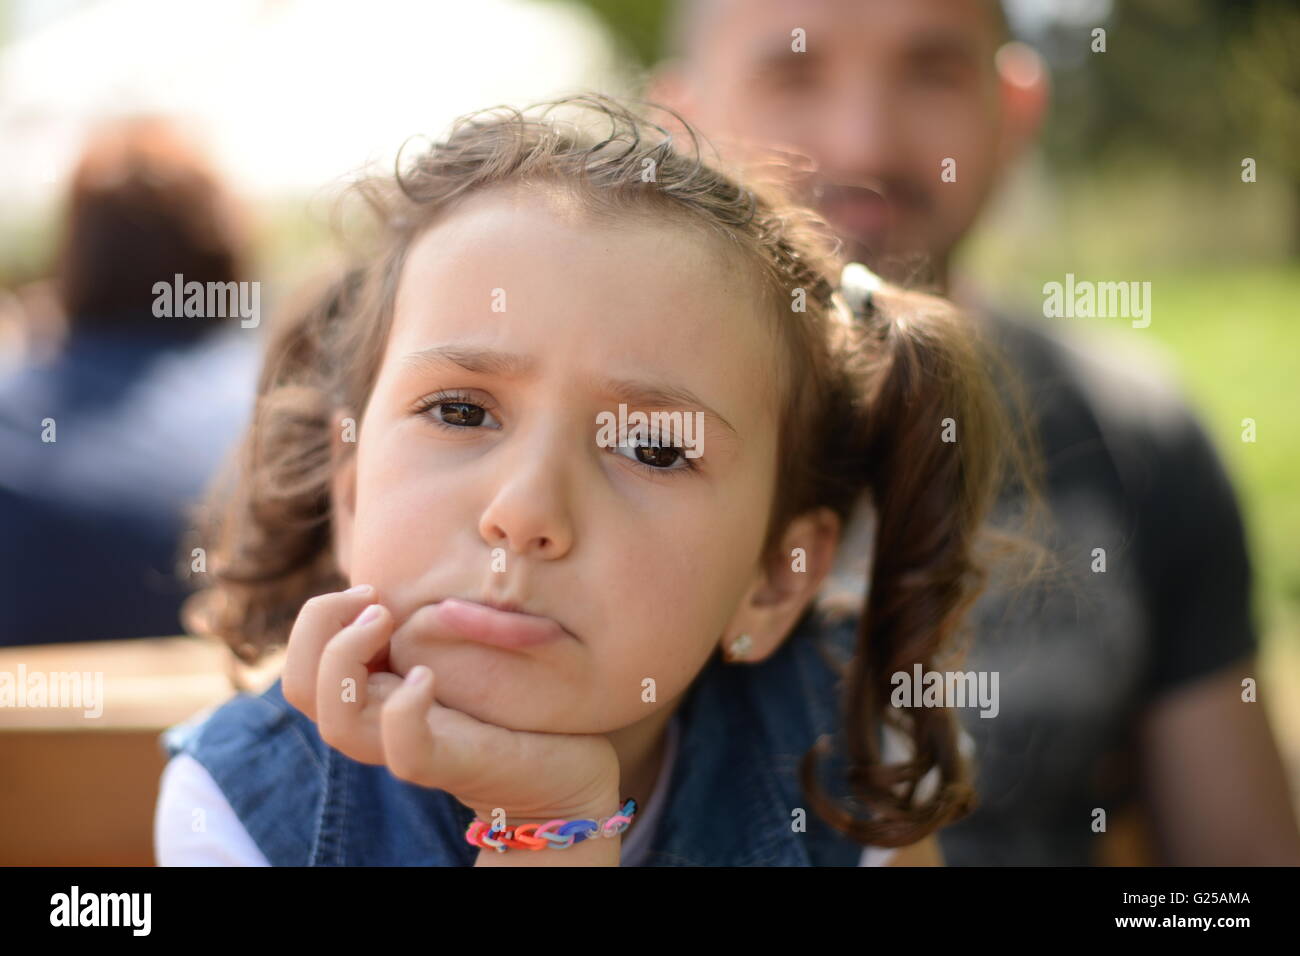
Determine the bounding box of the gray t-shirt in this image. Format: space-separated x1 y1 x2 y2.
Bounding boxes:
817 305 1257 865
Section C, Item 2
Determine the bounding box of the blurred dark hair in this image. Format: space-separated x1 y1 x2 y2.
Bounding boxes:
56 116 247 332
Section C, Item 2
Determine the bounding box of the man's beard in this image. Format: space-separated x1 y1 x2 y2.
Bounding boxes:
809 178 944 289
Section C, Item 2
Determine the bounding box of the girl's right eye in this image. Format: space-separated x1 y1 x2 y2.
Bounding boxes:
414 390 501 431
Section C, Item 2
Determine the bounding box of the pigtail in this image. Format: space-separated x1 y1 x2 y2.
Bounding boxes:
179 267 364 665
801 282 1053 849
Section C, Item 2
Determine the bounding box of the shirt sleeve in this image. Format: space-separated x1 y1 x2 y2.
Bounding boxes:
154 754 271 867
1132 405 1259 698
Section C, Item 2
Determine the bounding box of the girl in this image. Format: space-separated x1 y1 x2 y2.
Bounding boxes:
155 93 1044 866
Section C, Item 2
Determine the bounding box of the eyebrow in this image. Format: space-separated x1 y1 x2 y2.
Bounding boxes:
400 344 741 443
902 30 982 66
752 29 981 72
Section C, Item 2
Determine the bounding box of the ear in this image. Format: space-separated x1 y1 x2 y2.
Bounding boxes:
993 41 1050 169
721 507 842 664
329 408 359 581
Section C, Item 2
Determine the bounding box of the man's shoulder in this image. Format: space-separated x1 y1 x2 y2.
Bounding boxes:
980 307 1225 498
984 307 1191 428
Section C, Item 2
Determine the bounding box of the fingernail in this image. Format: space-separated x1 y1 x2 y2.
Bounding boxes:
345 584 372 594
352 604 381 627
406 665 430 687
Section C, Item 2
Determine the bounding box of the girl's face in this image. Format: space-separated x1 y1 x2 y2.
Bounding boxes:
331 184 828 734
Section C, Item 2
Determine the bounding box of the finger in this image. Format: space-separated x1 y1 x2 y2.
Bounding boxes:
282 584 376 719
381 665 502 792
316 602 396 764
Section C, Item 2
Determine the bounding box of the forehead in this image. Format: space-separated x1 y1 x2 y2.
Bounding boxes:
691 0 1002 64
384 184 785 421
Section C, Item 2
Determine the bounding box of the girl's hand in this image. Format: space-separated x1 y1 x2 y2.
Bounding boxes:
280 586 622 829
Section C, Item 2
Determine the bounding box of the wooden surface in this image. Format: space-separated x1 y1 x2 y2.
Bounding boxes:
0 636 281 866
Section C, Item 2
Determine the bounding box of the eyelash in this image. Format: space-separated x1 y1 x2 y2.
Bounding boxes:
412 389 701 477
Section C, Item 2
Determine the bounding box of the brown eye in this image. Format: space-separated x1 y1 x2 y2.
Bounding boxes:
438 401 486 427
635 444 682 469
415 390 500 430
614 435 693 474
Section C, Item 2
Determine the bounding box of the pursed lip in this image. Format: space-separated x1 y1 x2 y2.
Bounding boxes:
401 597 575 650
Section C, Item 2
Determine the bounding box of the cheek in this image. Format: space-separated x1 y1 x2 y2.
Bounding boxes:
928 114 999 188
347 443 457 585
595 510 759 668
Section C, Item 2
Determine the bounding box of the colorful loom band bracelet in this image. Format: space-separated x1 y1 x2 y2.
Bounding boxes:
465 798 639 852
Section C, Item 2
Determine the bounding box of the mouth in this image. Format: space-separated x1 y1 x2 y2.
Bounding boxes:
399 598 575 650
816 184 894 243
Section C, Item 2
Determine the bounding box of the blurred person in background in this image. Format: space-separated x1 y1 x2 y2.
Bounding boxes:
648 0 1300 864
0 117 259 646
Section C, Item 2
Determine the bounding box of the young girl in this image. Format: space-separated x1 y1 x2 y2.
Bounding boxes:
154 93 1040 866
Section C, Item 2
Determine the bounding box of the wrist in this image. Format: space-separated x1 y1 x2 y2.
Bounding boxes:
469 788 625 831
469 788 631 867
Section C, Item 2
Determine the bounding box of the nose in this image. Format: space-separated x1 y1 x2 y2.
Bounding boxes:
814 85 901 186
477 426 575 561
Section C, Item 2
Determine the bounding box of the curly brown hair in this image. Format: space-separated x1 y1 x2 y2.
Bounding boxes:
181 92 1054 850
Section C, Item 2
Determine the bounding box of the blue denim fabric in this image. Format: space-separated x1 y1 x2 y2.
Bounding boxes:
159 606 871 866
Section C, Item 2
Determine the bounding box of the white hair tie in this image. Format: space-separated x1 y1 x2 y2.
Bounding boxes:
838 262 883 323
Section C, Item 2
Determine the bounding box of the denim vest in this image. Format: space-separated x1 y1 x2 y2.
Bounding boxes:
160 606 871 866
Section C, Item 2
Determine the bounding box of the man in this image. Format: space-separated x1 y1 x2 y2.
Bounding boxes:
0 118 258 645
648 0 1300 864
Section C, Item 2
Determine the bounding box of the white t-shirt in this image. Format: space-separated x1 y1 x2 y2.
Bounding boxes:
155 715 962 866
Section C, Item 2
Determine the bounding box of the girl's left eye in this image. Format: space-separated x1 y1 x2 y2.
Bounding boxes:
611 438 696 475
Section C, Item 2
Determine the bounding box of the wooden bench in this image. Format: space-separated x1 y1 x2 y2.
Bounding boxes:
0 637 280 866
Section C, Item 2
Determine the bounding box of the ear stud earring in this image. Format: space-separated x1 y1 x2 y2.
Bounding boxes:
726 633 753 662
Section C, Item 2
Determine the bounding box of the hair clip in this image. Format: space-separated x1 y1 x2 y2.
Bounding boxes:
837 262 883 324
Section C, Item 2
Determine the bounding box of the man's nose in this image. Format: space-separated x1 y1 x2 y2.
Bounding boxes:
813 87 902 184
476 429 575 561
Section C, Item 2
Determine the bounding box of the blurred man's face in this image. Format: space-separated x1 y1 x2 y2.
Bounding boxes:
665 0 1010 279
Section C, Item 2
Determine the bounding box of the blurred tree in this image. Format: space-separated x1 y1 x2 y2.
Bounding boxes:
1032 0 1299 254
542 0 668 69
1223 1 1300 253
